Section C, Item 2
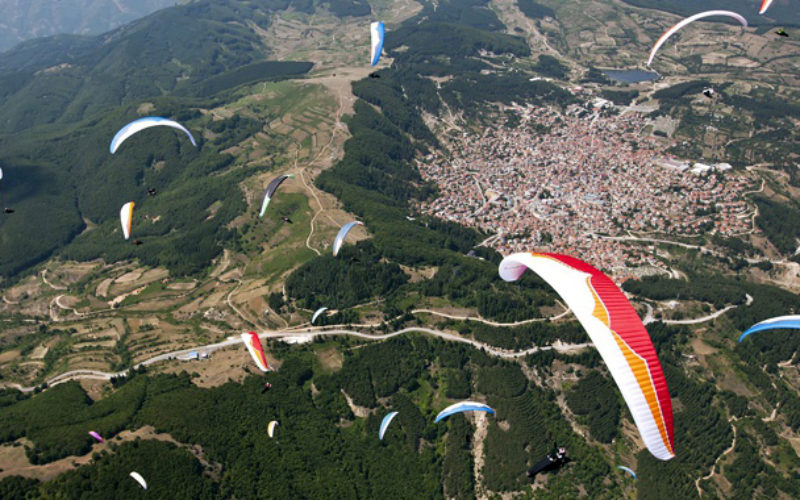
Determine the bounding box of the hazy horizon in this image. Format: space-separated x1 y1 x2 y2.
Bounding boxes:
0 0 179 52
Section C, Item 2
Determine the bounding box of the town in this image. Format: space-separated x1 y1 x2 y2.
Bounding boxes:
417 103 758 279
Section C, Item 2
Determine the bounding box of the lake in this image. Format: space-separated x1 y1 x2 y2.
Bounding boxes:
602 69 660 84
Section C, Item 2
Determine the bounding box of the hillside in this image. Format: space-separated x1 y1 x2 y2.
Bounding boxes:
621 0 800 26
0 1 799 499
0 0 181 52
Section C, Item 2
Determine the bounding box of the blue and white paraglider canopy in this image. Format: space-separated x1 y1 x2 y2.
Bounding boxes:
435 401 495 423
370 21 385 66
379 411 399 440
332 221 364 257
739 315 800 342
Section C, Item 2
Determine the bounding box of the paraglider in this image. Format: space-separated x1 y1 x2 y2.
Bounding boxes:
147 188 157 197
499 253 675 461
759 0 774 15
259 174 294 217
110 117 197 154
617 465 637 479
129 472 147 490
370 21 385 66
268 420 279 438
1 168 11 214
241 332 270 372
88 431 103 443
776 28 789 37
435 401 495 423
281 216 293 224
738 315 800 342
647 11 748 66
332 221 363 257
702 87 715 98
133 239 143 246
311 307 329 324
379 411 399 440
120 202 135 241
528 444 569 479
261 382 272 394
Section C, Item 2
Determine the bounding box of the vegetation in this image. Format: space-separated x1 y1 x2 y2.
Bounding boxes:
620 0 799 25
0 0 176 52
1 0 799 497
195 61 314 97
288 3 574 313
0 0 367 278
42 440 218 499
754 197 800 254
0 337 628 498
533 55 570 79
623 275 746 309
517 0 556 20
566 371 620 443
287 242 409 310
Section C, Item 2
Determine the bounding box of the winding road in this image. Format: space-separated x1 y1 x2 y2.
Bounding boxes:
643 294 751 326
411 304 571 326
6 327 593 393
695 417 738 497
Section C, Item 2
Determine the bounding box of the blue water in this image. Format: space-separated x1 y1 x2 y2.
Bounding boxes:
602 69 660 83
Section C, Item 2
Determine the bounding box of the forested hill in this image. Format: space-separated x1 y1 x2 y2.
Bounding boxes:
621 0 800 26
284 1 800 497
0 0 374 279
0 0 340 134
0 0 180 53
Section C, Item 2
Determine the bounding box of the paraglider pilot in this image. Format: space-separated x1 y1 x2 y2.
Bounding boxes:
527 443 569 479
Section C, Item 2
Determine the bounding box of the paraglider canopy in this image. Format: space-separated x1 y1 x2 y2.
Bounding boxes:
739 315 800 342
259 174 295 218
499 252 675 461
110 117 197 154
88 431 103 443
268 420 279 438
129 471 147 490
617 465 637 479
759 0 774 15
370 22 385 66
379 411 399 440
332 221 364 257
311 307 329 324
120 202 135 241
435 401 495 423
647 11 748 66
241 332 270 372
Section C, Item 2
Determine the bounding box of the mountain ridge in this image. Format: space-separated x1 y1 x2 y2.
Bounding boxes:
0 0 182 53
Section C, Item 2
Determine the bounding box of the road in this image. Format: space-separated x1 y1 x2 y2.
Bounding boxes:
41 269 67 291
643 294 751 326
7 327 593 393
590 232 786 266
411 305 571 326
696 417 738 497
